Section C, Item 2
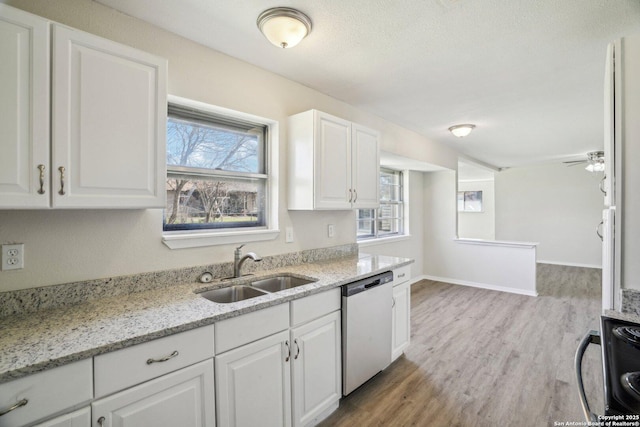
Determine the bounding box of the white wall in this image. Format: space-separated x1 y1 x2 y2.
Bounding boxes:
358 171 425 276
423 171 537 296
457 179 495 240
0 0 457 291
494 163 604 268
620 35 640 290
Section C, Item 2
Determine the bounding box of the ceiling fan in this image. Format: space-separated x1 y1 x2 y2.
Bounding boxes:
563 151 605 172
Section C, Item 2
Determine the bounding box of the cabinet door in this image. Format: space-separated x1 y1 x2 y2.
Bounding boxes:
52 24 167 208
216 330 291 427
314 111 351 210
392 281 411 361
291 311 341 427
33 407 90 427
0 5 50 208
351 124 380 209
92 360 214 427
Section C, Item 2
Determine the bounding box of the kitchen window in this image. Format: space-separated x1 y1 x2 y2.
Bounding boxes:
162 96 279 249
357 168 404 240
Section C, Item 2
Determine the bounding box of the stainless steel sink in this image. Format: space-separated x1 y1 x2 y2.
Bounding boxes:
199 285 268 303
250 275 315 293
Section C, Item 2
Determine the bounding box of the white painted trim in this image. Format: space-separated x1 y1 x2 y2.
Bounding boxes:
537 260 603 269
422 274 538 297
454 238 538 249
163 229 280 249
458 178 495 183
358 234 412 248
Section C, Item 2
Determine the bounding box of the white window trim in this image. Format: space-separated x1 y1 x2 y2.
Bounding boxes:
357 168 410 243
162 95 279 249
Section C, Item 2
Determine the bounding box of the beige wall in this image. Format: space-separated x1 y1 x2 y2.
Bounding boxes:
0 0 456 291
494 163 604 267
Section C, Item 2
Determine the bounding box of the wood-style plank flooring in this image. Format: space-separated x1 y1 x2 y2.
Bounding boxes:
320 264 604 427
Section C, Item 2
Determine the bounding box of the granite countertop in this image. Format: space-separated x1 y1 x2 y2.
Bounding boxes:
604 309 640 324
0 253 413 384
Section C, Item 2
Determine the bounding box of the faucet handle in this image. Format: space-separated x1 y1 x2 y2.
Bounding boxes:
235 244 245 255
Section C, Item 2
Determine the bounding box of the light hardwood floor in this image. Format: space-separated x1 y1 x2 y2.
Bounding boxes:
320 264 604 427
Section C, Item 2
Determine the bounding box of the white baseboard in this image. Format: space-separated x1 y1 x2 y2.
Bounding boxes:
421 274 538 297
537 260 602 269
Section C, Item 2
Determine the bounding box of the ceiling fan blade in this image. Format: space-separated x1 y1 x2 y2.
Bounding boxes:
563 160 587 165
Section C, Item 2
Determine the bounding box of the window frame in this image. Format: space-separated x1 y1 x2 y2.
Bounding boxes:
357 167 407 242
162 95 279 249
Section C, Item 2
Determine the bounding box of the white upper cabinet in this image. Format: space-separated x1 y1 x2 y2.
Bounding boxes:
0 5 50 208
0 5 167 209
288 110 380 210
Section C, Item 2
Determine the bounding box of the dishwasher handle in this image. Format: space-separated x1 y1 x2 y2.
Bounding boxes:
575 330 601 422
364 279 381 289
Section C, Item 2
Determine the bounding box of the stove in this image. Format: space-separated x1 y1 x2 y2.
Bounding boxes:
601 317 640 415
576 316 640 421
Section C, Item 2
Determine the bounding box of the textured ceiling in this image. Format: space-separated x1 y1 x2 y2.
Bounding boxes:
97 0 640 168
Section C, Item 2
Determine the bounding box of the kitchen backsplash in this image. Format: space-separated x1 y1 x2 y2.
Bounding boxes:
0 243 358 318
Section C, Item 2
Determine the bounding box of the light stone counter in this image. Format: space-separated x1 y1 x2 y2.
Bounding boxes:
0 253 413 384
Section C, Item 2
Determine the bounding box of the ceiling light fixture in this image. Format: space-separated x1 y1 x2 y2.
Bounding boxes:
257 7 312 49
585 150 605 172
448 124 476 138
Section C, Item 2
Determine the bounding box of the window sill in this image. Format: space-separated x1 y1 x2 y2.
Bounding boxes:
357 234 412 248
163 229 280 249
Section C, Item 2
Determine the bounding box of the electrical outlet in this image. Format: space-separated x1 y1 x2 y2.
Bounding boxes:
285 227 294 243
2 244 24 271
328 224 335 238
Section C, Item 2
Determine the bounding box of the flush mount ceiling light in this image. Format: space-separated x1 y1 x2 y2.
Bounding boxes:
448 124 476 138
585 150 605 172
257 7 312 49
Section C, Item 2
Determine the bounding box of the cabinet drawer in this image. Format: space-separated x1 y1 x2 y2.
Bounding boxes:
0 359 92 427
215 304 289 354
393 265 411 286
94 325 214 398
290 288 341 327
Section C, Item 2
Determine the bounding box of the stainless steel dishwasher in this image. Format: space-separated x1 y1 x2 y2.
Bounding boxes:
342 271 394 395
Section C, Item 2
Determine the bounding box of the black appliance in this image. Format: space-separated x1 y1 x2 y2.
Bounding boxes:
576 316 640 420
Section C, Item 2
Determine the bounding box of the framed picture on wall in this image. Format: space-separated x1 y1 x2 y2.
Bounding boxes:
457 191 483 212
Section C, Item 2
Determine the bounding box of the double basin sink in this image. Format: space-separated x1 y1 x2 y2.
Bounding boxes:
198 274 316 304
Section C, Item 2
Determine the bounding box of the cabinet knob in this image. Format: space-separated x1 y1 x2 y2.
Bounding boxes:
58 166 66 196
37 165 46 195
0 398 28 417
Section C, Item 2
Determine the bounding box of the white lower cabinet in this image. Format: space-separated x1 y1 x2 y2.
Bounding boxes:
291 311 341 427
391 280 411 361
91 360 215 427
215 290 342 427
215 330 292 427
33 407 91 427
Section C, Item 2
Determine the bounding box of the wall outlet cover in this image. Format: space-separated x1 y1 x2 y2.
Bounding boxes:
2 243 24 271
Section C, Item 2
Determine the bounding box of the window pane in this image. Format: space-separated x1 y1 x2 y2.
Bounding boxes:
164 174 265 231
167 116 263 173
357 220 375 238
378 219 401 236
358 209 375 220
378 204 401 220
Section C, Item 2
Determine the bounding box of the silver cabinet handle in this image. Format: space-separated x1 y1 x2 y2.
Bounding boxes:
285 340 291 362
294 339 300 360
596 220 604 241
97 416 105 426
575 330 601 422
0 398 28 417
353 189 357 203
146 350 179 365
392 297 396 308
599 175 607 196
58 166 66 195
348 189 353 203
397 273 406 279
37 165 46 195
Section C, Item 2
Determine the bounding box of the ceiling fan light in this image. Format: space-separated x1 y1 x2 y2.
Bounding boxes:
257 8 312 49
585 162 605 172
448 124 476 138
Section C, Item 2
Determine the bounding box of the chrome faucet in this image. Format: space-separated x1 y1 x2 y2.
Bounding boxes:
233 244 262 278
